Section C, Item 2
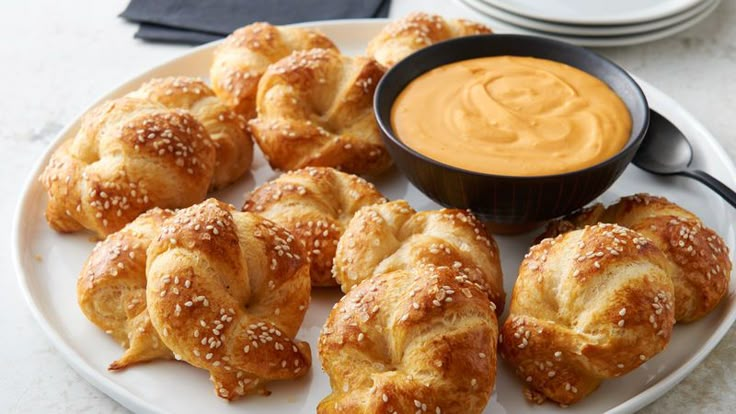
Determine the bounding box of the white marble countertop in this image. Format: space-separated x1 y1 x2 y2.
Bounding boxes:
1 0 734 412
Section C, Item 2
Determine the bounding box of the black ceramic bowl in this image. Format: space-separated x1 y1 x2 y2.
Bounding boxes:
374 34 649 233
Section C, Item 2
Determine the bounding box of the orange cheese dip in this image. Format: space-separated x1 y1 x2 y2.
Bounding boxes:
391 56 632 176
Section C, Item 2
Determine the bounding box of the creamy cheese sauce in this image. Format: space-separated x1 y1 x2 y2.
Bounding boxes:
391 56 632 176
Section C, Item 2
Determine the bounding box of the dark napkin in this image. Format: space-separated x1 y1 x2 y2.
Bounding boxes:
121 0 391 45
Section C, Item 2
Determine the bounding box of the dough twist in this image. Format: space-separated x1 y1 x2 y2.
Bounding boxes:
367 12 492 68
243 167 386 286
127 76 253 190
249 48 391 175
319 266 498 414
146 199 312 400
333 200 505 313
501 223 675 405
538 193 731 322
210 22 338 119
41 97 215 237
77 207 174 370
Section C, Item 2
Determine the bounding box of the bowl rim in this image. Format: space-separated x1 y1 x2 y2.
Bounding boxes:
374 33 651 181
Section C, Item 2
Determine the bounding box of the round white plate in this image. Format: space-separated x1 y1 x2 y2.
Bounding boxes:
482 0 704 25
14 19 736 414
460 0 721 47
466 0 715 36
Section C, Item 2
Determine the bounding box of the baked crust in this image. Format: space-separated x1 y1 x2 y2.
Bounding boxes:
145 199 312 400
243 167 387 286
333 200 505 314
318 266 498 414
77 207 175 370
128 76 253 190
210 22 338 120
40 97 215 237
538 193 731 322
501 223 675 405
248 48 391 175
366 12 492 68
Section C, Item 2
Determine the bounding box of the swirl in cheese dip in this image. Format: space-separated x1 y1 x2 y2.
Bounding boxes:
391 56 632 176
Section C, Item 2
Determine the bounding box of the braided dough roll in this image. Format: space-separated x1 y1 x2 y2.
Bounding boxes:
367 12 492 68
318 266 498 414
538 193 731 322
127 76 253 190
248 48 392 175
40 97 216 237
333 200 505 313
77 207 174 370
210 22 338 119
146 199 311 400
501 223 675 405
243 167 387 286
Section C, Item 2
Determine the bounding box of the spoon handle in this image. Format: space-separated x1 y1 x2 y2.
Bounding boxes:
680 169 736 209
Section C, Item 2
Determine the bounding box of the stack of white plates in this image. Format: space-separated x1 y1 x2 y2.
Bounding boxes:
457 0 721 47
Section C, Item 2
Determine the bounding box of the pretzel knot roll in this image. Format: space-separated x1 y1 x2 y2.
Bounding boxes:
146 199 312 400
318 266 498 414
127 76 253 190
248 48 392 175
366 12 492 68
210 22 338 120
40 97 216 237
243 167 387 286
538 193 731 322
501 223 675 405
333 200 505 313
77 207 174 370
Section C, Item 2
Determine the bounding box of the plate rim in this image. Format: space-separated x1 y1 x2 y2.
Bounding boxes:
458 0 721 47
479 0 705 25
460 0 715 36
12 18 736 414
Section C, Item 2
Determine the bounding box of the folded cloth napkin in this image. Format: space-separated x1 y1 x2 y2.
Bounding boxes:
121 0 391 44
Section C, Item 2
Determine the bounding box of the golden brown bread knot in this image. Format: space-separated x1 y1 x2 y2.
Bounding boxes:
146 199 312 400
127 76 253 190
538 193 731 322
248 48 392 175
333 200 505 313
242 167 387 286
77 207 174 370
500 223 675 405
40 97 216 237
210 22 338 119
318 266 498 414
367 12 492 68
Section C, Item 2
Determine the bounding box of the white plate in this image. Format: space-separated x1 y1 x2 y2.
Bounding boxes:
467 0 715 36
459 0 721 47
13 19 736 414
482 0 704 25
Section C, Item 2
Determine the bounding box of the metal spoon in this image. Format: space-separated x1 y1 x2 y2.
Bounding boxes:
633 110 736 208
